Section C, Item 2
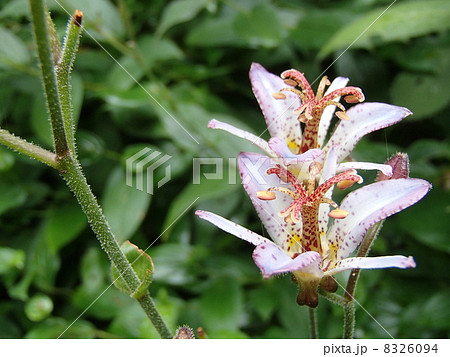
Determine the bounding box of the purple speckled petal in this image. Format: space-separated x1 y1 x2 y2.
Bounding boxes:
252 242 323 278
268 137 323 166
249 63 302 146
324 103 412 163
328 178 431 260
317 76 349 147
195 210 271 246
238 152 303 249
337 161 392 177
208 119 274 157
328 255 416 275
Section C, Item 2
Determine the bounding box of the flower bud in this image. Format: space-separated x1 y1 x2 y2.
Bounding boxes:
378 153 409 181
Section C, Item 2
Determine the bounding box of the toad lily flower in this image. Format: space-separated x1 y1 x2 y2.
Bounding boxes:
196 149 431 308
209 63 412 168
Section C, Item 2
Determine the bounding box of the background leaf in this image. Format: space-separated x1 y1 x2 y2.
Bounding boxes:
319 0 450 58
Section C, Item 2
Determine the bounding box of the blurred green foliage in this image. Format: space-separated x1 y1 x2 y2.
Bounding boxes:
0 0 449 338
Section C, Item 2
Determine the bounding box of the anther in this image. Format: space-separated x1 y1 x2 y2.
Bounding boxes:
336 179 356 190
272 92 287 99
328 208 349 219
283 78 298 87
335 111 350 121
256 190 277 200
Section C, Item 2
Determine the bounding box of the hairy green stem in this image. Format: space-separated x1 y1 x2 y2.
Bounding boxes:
60 156 173 338
29 0 69 157
56 10 83 156
343 302 355 339
0 129 60 169
342 220 384 338
308 307 318 339
27 2 173 338
319 289 347 307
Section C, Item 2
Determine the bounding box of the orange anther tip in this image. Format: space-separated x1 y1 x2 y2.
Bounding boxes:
256 190 276 200
283 79 298 87
272 92 286 100
336 111 350 121
328 209 349 219
344 95 360 104
337 179 356 190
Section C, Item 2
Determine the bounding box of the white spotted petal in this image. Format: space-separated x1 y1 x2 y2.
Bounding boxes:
195 210 271 246
328 255 416 275
208 119 275 157
253 243 322 278
317 76 349 147
324 103 412 163
238 152 299 248
328 178 432 261
249 62 302 146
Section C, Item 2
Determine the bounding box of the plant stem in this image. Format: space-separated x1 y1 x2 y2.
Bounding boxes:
60 156 173 338
343 302 355 339
319 289 347 307
308 307 318 339
29 0 69 157
56 10 83 156
0 129 60 169
27 2 173 338
342 221 383 338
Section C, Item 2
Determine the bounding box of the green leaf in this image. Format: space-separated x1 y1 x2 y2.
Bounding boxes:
24 294 53 322
233 3 283 48
150 243 195 285
290 10 348 50
31 94 53 148
111 241 154 296
24 317 96 338
0 181 27 216
200 277 244 333
156 0 208 36
319 0 450 59
390 72 450 120
44 202 87 253
73 247 131 319
0 146 15 172
397 188 450 254
162 174 239 239
186 15 243 47
102 166 151 242
58 0 125 41
0 25 30 68
0 247 25 274
417 290 450 329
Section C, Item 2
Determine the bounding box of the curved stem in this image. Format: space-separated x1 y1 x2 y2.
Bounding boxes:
0 129 60 169
319 289 347 307
27 2 173 338
29 0 69 157
56 10 83 156
60 156 173 338
308 307 318 339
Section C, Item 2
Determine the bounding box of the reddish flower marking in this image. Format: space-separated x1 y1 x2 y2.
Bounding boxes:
274 69 365 153
259 165 362 256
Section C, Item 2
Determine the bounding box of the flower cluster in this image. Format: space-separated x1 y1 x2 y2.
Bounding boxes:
196 63 431 307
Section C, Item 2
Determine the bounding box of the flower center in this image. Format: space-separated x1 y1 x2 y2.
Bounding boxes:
257 164 362 256
272 69 365 153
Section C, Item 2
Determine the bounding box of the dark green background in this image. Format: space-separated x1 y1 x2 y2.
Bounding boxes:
0 0 449 338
